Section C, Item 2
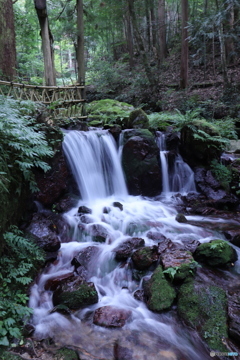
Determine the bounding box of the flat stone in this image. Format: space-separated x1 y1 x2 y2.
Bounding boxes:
93 306 131 328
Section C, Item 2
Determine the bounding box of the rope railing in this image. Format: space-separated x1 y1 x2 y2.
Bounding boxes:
0 80 87 119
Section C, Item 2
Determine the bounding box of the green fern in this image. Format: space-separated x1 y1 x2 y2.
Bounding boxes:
0 226 45 346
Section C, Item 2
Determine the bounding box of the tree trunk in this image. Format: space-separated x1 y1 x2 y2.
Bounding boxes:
0 0 16 80
76 0 85 84
125 1 134 69
158 0 167 63
180 0 188 89
34 0 56 86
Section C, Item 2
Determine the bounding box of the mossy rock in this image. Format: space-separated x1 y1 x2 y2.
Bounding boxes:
128 108 149 129
58 282 98 310
121 129 161 196
194 239 238 267
178 279 228 352
131 246 158 270
55 347 79 360
88 120 103 127
86 99 134 125
144 265 176 311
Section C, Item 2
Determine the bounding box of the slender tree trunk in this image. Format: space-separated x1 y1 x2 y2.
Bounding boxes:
0 0 16 80
158 0 167 63
76 0 85 84
180 0 188 89
34 0 56 86
125 1 134 68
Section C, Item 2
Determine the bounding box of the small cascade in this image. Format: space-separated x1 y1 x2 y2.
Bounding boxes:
63 130 128 202
27 129 236 359
156 131 196 195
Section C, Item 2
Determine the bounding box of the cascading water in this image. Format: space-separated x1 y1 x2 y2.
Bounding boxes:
156 131 196 195
29 130 238 359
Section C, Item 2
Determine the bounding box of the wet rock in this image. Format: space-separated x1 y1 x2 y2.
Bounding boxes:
113 237 145 261
143 265 176 312
228 290 240 343
78 206 92 214
133 290 145 302
26 211 69 246
54 195 77 213
45 272 75 291
181 239 200 253
194 239 238 267
107 124 122 142
86 223 109 243
157 238 182 254
114 343 133 360
122 129 161 196
223 229 240 248
54 281 98 310
103 206 111 214
93 306 131 328
71 246 99 271
34 150 70 207
178 279 228 352
80 214 95 224
146 231 166 241
161 250 197 281
113 201 123 211
194 167 238 210
131 246 159 270
175 213 187 223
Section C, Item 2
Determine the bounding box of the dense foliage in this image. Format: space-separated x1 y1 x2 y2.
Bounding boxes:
0 226 45 346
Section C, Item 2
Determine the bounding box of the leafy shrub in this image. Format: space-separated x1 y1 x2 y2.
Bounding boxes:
212 117 238 140
0 226 45 346
0 96 54 192
210 160 232 191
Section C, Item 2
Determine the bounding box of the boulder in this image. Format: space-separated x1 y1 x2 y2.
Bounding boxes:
122 129 161 196
35 149 71 207
146 231 166 241
131 246 159 270
53 279 98 310
78 205 92 214
224 229 240 248
179 120 223 167
128 108 149 129
175 213 187 223
178 279 228 352
228 290 240 343
86 223 110 243
157 238 182 254
194 239 238 267
93 306 131 328
113 237 145 261
143 265 176 312
161 250 197 281
71 246 99 272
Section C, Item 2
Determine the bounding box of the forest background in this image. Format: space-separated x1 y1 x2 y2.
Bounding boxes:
0 0 240 113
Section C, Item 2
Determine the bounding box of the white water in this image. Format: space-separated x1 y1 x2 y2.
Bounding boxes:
156 131 196 195
29 130 228 359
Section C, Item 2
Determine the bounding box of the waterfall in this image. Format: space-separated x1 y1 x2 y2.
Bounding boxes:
156 131 196 195
63 130 128 201
28 129 224 360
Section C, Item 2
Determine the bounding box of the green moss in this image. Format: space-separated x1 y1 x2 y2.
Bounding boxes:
55 347 79 360
59 283 98 310
128 108 149 129
178 279 228 352
194 239 237 267
0 350 22 360
88 120 103 127
145 265 176 311
86 99 134 125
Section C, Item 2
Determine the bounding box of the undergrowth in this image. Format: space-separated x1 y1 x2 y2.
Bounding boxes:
0 226 45 346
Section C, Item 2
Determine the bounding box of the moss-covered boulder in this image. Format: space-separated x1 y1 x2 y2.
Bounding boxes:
178 279 228 352
54 281 98 310
194 239 237 267
86 99 134 126
128 108 149 129
143 265 176 311
161 250 197 282
180 120 224 167
131 246 159 270
122 129 161 196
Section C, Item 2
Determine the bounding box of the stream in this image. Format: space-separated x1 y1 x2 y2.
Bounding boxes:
29 130 240 360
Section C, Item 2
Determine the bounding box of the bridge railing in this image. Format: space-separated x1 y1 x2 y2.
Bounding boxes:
0 80 87 119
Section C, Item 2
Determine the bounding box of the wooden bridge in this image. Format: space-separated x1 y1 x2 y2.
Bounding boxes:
0 80 86 119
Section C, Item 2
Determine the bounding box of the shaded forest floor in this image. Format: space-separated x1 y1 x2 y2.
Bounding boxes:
86 52 240 118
